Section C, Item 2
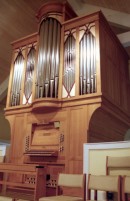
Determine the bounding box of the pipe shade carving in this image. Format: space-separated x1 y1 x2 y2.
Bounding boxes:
35 17 61 99
62 30 76 98
23 46 36 104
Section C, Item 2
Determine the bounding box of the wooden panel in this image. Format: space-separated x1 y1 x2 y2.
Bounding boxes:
32 127 59 146
68 160 83 174
100 17 130 113
11 114 27 163
68 106 88 160
46 165 65 188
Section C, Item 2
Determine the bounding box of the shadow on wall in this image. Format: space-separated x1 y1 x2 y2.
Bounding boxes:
0 104 10 143
88 107 130 142
124 129 130 140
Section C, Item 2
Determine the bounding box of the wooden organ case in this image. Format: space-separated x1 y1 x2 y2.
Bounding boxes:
4 0 130 197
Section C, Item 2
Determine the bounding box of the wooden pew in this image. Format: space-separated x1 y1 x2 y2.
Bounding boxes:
0 163 46 201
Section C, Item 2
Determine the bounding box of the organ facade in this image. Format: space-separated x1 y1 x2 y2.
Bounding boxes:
4 0 130 197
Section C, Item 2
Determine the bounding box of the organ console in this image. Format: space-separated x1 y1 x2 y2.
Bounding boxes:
3 0 130 198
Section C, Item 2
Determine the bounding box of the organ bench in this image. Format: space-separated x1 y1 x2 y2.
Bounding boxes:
0 163 46 201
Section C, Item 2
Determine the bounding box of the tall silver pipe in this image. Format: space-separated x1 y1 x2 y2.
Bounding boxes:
50 19 57 80
11 58 17 106
83 34 87 94
55 76 59 98
83 34 87 81
44 18 53 97
55 22 61 77
54 21 61 97
40 20 48 97
80 36 83 94
16 60 20 105
93 35 96 92
86 33 91 94
50 80 54 98
37 22 44 90
90 34 95 93
83 79 87 94
45 18 53 83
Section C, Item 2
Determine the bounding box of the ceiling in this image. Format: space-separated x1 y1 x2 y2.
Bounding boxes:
1 0 130 104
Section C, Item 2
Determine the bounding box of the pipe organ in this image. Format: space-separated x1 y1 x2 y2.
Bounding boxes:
4 0 130 197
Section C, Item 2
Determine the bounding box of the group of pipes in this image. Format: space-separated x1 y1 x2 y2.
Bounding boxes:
63 30 96 96
11 52 24 106
35 17 61 99
10 17 97 106
80 31 96 95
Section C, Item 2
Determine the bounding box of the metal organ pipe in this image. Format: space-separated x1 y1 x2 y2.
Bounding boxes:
36 17 61 98
93 35 96 92
45 18 53 97
50 19 57 98
54 22 61 98
86 33 91 94
80 39 83 95
83 33 87 94
90 34 96 93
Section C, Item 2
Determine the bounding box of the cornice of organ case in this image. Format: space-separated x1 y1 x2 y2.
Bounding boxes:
35 0 77 23
11 33 38 50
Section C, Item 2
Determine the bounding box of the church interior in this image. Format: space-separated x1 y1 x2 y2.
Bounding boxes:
0 0 130 200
